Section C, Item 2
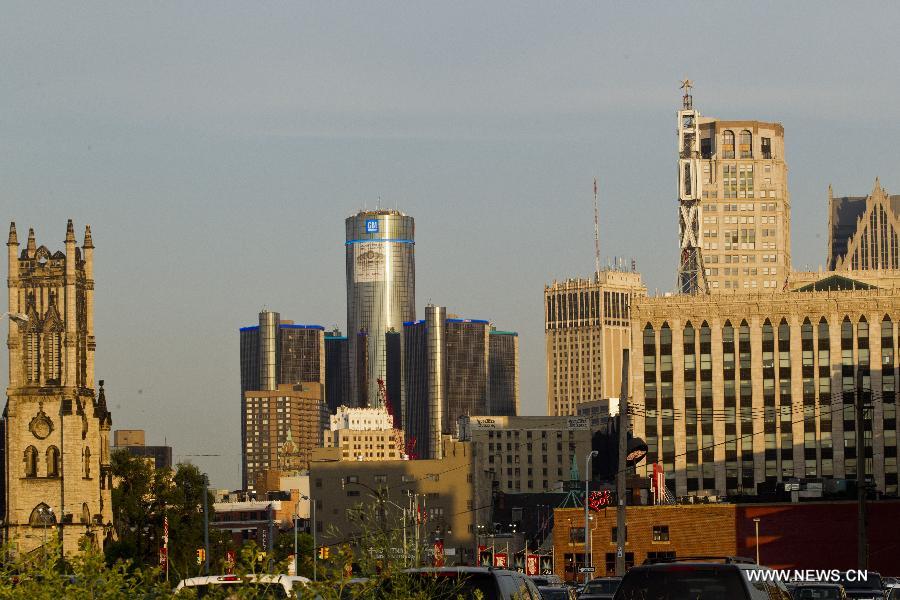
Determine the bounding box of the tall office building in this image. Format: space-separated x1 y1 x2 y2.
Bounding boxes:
685 88 792 292
544 270 646 416
403 306 519 459
488 329 519 416
827 179 900 271
324 329 349 413
631 276 900 498
345 210 415 408
239 311 325 488
3 221 113 555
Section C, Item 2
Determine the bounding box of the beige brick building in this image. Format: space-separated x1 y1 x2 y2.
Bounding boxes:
244 383 328 491
696 116 792 291
545 270 645 416
309 438 474 565
631 279 900 498
3 221 113 556
325 405 403 460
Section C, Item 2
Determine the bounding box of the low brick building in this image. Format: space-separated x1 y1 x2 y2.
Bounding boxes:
554 500 900 582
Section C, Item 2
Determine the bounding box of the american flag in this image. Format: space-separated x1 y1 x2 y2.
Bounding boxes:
163 514 169 549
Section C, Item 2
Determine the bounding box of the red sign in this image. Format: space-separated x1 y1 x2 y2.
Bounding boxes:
433 539 445 567
225 550 236 574
158 547 167 570
493 552 508 568
525 554 539 576
589 489 612 511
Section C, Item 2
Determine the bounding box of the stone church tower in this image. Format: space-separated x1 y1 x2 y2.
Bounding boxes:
3 220 113 555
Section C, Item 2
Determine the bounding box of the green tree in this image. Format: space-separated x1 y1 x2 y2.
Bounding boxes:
105 450 231 580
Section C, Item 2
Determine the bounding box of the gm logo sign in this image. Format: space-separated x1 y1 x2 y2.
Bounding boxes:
365 219 379 233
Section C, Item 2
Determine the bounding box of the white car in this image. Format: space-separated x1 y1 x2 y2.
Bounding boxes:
174 574 311 598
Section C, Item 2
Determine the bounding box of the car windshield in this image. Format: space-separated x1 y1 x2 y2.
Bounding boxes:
793 587 842 600
614 566 748 600
189 583 288 599
586 579 620 593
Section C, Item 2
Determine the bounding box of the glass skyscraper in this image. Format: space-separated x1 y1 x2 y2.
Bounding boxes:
345 210 415 408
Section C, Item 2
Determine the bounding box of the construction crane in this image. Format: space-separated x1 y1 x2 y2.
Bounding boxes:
593 178 601 279
377 377 408 459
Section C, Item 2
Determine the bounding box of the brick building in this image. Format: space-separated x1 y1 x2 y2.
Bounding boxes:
553 501 900 583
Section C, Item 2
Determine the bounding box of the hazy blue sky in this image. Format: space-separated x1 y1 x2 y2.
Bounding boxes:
3 2 900 488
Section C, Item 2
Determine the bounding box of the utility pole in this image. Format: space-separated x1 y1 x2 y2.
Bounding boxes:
856 368 868 570
584 450 597 582
202 474 210 576
615 349 630 576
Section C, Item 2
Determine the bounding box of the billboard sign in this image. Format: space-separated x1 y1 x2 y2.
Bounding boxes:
354 242 386 282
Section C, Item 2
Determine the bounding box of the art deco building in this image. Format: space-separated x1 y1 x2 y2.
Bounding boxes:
239 311 325 488
403 306 520 459
243 383 328 491
827 179 900 272
345 210 415 408
631 277 900 499
2 221 113 555
545 270 645 416
694 109 792 291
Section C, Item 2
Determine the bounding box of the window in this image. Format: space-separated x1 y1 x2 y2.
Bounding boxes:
652 525 670 542
722 130 735 159
611 526 628 542
739 130 752 158
24 446 38 478
761 137 772 159
46 446 60 478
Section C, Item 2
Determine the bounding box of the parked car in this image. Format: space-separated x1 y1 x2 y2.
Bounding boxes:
840 571 885 600
174 574 311 597
530 574 565 587
886 584 900 600
612 556 792 600
400 567 542 600
578 576 622 600
787 582 848 600
540 585 577 600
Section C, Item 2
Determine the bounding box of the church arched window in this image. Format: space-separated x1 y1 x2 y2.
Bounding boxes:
81 503 91 524
46 446 60 478
29 503 56 527
24 446 38 477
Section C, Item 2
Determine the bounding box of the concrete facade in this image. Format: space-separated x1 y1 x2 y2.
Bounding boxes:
545 270 646 416
631 285 900 498
309 438 474 565
3 221 113 556
697 117 792 292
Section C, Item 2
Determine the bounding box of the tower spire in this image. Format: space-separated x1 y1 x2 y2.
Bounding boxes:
65 219 76 244
26 228 36 256
83 225 94 249
675 79 709 294
7 222 17 246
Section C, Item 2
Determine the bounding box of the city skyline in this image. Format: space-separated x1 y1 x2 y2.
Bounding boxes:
4 3 900 489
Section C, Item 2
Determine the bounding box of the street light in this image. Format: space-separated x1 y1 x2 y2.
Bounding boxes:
342 479 411 565
37 506 54 558
298 494 316 581
753 518 761 565
584 450 598 583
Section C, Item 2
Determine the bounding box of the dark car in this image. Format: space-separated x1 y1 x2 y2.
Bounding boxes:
840 571 885 600
540 586 577 600
788 582 848 600
612 557 792 600
579 577 621 600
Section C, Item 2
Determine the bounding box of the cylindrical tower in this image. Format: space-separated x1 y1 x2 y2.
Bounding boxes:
258 310 280 391
345 210 415 407
425 304 446 459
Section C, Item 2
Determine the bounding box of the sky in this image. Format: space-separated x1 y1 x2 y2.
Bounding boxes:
3 2 900 489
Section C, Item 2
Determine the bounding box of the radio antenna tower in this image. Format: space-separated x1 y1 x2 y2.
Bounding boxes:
676 79 709 294
593 178 601 278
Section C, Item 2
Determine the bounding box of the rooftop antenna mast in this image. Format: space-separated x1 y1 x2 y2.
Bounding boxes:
676 79 709 294
593 178 601 279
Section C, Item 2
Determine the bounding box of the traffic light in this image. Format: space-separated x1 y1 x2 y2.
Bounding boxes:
317 546 330 559
591 415 648 482
196 548 206 565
